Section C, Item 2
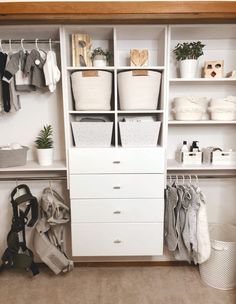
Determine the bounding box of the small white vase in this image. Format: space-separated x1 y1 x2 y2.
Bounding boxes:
179 59 198 79
93 55 107 67
37 148 53 166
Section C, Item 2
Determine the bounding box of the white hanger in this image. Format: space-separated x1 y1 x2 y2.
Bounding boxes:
49 38 52 51
35 38 40 52
9 39 12 53
0 39 3 52
21 38 26 52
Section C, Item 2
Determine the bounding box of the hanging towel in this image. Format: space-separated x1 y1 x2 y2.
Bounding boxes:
196 188 211 264
43 50 60 93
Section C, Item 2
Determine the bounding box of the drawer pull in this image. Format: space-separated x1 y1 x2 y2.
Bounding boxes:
113 161 121 164
113 186 121 189
113 210 121 214
113 239 122 244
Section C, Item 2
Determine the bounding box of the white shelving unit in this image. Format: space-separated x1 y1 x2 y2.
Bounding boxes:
60 25 167 150
0 23 235 261
168 24 236 173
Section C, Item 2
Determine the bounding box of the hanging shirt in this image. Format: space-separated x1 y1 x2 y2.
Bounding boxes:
2 50 34 92
0 52 9 112
43 50 60 93
24 49 46 89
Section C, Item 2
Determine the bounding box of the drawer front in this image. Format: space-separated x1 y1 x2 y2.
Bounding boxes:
69 148 164 174
71 198 164 223
70 174 164 199
71 223 164 256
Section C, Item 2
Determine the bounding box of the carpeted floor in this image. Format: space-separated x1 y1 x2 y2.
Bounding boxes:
0 266 235 304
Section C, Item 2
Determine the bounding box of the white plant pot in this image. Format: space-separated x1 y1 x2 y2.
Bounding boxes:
179 59 198 79
37 148 53 166
93 56 107 67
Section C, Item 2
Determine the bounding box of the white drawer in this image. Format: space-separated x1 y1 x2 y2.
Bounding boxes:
71 223 164 256
69 148 164 174
70 174 164 199
71 198 164 223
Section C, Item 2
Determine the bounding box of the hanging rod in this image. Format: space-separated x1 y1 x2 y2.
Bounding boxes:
0 176 67 182
167 174 236 179
0 39 60 44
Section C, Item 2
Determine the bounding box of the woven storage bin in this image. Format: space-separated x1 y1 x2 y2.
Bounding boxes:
71 70 112 111
0 146 29 168
199 223 236 290
71 122 113 147
119 121 161 147
118 70 161 110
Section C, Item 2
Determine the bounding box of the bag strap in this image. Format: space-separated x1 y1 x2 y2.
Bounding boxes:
11 184 38 227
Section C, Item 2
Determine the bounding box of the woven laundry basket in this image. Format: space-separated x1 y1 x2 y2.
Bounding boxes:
71 122 113 147
0 146 29 168
199 223 236 290
118 70 161 110
119 121 161 147
71 70 112 111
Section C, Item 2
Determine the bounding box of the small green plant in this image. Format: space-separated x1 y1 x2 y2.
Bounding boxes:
35 125 53 149
91 47 113 62
173 41 205 61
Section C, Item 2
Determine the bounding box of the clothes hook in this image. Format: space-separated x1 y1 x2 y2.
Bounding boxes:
49 38 52 51
35 38 39 51
15 179 20 197
9 39 12 53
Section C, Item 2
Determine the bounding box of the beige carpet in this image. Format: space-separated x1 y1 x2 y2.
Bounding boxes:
0 266 235 304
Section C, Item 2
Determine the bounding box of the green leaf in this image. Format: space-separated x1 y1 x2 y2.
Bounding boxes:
35 125 53 149
173 41 205 61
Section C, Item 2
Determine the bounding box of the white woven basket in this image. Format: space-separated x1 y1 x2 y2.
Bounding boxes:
71 70 112 111
119 121 161 147
199 223 236 290
118 70 161 110
71 122 113 147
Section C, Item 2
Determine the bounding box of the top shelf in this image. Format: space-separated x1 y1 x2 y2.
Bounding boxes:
67 66 165 71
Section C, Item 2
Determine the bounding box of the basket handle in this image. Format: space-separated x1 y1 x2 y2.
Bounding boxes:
132 70 148 77
82 70 99 77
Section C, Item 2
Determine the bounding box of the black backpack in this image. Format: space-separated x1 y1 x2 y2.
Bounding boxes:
0 184 39 276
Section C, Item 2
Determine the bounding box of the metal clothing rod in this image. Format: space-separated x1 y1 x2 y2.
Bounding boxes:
0 39 60 44
167 174 236 179
0 176 67 182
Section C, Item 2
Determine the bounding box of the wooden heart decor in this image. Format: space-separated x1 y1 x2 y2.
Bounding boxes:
130 49 148 66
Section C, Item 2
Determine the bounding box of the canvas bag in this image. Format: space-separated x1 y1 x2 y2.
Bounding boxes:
34 187 74 274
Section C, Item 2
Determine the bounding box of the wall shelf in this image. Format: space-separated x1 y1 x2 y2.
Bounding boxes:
169 78 236 83
118 110 163 114
67 66 115 71
69 111 115 114
168 120 236 125
167 159 236 171
0 160 67 172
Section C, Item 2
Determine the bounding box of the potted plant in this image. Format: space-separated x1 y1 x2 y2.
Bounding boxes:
173 41 205 79
91 47 113 67
35 125 53 166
